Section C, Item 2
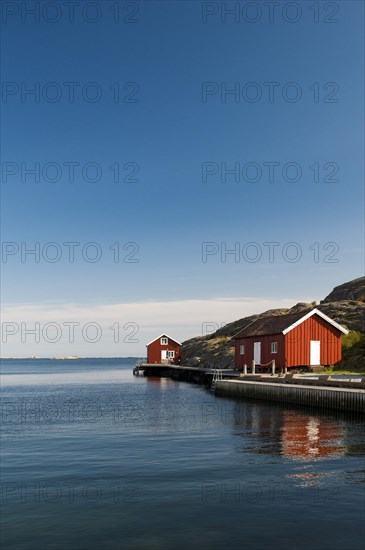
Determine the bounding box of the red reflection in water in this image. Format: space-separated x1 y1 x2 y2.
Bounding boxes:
281 412 344 460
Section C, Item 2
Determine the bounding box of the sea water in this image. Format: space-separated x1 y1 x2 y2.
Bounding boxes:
1 358 364 550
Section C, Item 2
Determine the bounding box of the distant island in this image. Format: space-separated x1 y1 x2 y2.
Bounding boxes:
0 356 144 362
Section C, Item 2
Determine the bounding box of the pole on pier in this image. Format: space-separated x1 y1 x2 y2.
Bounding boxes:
252 360 255 374
271 360 275 376
243 364 247 375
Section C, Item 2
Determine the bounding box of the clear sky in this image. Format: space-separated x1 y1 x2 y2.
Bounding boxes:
1 1 364 356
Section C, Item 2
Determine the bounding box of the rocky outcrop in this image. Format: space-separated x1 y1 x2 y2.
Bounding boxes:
317 301 365 333
180 277 365 370
322 276 365 303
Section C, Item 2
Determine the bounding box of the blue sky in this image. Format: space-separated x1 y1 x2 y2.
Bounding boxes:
1 1 364 356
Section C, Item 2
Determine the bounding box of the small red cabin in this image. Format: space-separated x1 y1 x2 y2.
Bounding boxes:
146 334 181 364
234 308 348 371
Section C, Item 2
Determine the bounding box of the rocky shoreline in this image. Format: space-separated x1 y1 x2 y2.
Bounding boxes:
180 277 365 372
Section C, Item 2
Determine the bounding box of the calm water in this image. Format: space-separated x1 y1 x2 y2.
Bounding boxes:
1 359 364 550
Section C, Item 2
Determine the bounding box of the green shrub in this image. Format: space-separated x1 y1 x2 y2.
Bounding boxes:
342 331 363 350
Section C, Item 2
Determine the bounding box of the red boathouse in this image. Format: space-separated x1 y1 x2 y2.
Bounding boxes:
146 334 181 364
234 308 348 371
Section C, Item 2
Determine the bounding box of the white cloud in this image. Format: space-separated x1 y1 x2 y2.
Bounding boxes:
1 296 307 357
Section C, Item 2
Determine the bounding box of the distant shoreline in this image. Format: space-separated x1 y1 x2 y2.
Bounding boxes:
0 356 144 360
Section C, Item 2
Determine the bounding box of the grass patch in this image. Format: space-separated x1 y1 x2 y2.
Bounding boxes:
324 366 365 375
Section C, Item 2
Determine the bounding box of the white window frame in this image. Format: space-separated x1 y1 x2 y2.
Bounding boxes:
160 337 168 345
167 350 175 358
271 342 278 354
239 345 245 355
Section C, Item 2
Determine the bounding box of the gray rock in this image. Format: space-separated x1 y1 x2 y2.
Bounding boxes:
322 276 365 303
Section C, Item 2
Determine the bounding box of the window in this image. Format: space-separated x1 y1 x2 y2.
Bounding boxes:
160 337 168 345
167 351 175 358
239 345 245 355
271 342 278 354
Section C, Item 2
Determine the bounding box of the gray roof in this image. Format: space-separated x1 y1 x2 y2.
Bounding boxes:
234 309 314 338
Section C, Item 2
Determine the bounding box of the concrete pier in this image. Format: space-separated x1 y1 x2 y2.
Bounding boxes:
215 379 365 413
134 363 240 381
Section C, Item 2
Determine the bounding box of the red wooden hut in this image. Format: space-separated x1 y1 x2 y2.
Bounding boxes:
234 308 348 371
146 334 181 364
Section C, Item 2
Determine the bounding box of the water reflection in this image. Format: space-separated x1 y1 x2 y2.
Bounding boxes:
146 376 176 388
228 399 364 462
281 412 344 460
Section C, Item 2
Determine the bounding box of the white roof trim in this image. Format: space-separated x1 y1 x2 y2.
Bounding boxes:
146 334 182 347
282 308 349 335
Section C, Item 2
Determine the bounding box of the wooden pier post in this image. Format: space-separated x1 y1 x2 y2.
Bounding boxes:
271 360 275 376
